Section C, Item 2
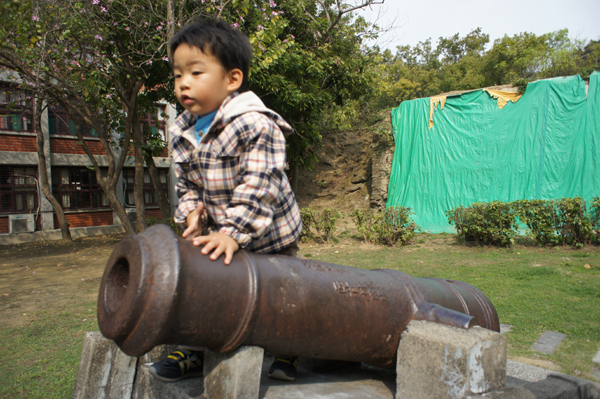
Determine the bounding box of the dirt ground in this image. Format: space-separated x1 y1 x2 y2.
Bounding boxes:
0 234 125 331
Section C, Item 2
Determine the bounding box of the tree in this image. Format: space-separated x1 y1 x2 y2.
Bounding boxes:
33 97 73 241
246 0 385 182
1 0 385 230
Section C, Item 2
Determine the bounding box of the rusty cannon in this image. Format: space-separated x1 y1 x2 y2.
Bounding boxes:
97 224 499 368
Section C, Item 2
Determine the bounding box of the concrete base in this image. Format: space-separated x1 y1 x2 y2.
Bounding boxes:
72 331 137 399
74 331 600 399
395 320 507 399
204 346 264 399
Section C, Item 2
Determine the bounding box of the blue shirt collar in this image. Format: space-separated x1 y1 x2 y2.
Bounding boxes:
194 110 218 144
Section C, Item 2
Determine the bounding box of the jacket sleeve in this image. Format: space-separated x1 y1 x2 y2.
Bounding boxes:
173 161 203 225
171 131 203 226
218 118 287 247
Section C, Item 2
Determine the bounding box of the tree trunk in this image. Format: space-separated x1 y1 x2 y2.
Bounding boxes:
290 163 299 194
104 186 135 233
34 99 72 241
144 153 171 220
131 107 148 232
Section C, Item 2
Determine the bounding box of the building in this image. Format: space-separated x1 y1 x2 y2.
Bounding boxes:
0 77 178 244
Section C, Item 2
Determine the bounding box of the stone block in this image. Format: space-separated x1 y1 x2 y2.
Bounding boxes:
72 331 137 399
465 386 536 399
532 331 567 355
204 346 264 399
524 374 600 399
593 349 600 364
395 320 507 399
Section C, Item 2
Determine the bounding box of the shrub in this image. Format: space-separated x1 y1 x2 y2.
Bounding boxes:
591 197 600 244
375 207 419 246
299 207 316 243
446 201 518 246
299 207 341 243
555 197 593 247
512 199 560 246
352 207 419 246
315 208 342 242
350 208 377 244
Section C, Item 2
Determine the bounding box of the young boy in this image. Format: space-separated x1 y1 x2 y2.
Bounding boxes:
148 19 302 382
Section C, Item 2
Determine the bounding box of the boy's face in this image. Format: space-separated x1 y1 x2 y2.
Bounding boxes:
172 43 240 117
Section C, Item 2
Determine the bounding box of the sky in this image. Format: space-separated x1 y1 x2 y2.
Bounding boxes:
356 0 600 51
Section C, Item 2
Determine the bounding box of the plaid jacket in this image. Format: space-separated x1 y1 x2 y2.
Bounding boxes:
170 91 302 253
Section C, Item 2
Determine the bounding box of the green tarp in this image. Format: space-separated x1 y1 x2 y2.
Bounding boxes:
387 72 600 233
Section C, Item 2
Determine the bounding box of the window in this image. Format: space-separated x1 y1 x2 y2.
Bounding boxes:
51 167 108 209
0 166 38 213
0 84 34 132
123 168 169 206
48 105 98 137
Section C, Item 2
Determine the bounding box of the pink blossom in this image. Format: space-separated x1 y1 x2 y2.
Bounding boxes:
125 27 130 31
269 0 277 7
92 0 99 4
32 15 40 21
162 57 169 61
144 21 149 25
257 24 264 31
94 35 103 40
230 23 239 28
270 11 278 17
100 6 107 12
54 24 60 29
113 22 118 26
156 25 162 30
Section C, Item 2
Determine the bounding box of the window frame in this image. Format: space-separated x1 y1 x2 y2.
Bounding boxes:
122 167 169 207
51 167 108 210
0 165 39 214
0 84 34 133
48 104 99 138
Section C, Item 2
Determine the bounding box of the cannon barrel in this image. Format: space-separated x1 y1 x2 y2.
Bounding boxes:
98 224 499 368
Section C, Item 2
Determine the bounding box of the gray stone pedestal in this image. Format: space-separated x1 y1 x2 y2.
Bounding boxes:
204 346 265 399
395 320 507 399
72 331 138 399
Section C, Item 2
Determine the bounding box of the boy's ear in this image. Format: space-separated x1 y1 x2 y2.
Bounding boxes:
227 68 243 93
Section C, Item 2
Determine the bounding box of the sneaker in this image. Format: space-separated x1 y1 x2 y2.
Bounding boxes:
148 349 203 382
268 357 298 381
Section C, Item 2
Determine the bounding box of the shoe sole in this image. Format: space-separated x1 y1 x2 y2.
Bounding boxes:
148 366 203 382
268 369 296 381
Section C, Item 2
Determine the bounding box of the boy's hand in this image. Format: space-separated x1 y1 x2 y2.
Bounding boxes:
182 205 205 240
192 233 240 265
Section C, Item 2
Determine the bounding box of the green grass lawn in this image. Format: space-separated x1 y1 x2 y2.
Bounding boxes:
0 232 599 398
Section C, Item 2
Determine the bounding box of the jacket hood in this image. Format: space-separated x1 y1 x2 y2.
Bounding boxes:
174 91 292 148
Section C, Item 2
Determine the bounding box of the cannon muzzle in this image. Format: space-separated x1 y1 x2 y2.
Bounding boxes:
98 224 499 368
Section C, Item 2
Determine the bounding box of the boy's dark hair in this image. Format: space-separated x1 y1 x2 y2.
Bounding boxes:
170 19 253 92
